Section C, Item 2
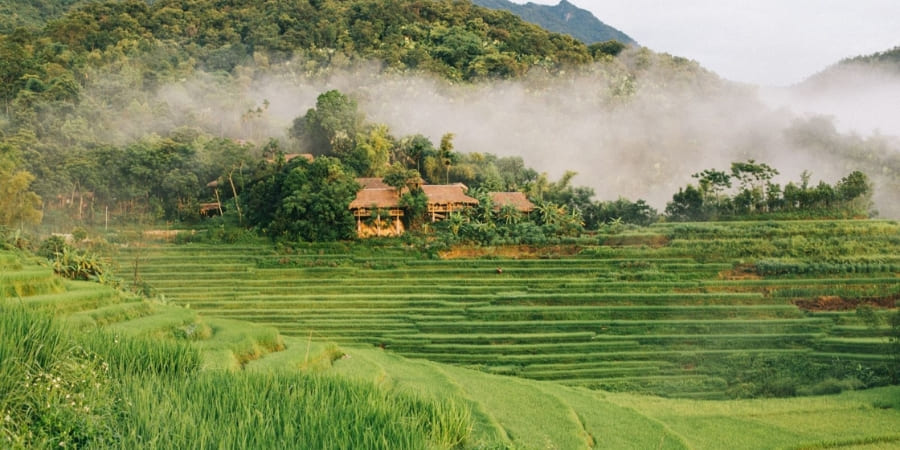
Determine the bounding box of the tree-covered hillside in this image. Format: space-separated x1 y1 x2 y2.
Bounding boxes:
0 0 87 32
838 46 900 69
2 0 899 234
1 0 724 230
472 0 636 45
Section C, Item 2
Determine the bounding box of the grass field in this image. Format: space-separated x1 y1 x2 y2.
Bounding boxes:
3 219 899 448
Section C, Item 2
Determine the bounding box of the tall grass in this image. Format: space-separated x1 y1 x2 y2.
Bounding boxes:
79 329 202 377
0 305 116 448
115 371 472 449
1 306 472 449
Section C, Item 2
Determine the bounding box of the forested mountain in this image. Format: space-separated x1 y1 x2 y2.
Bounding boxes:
0 0 609 228
0 0 87 32
472 0 635 45
1 0 898 232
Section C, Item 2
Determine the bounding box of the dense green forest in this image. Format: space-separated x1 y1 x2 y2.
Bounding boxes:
1 0 898 241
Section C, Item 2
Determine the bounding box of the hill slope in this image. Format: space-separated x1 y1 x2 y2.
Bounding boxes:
472 0 636 44
762 45 900 144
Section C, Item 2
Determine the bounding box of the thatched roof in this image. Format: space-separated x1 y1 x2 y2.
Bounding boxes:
489 192 534 212
356 178 392 189
422 184 478 205
349 188 401 209
265 153 314 164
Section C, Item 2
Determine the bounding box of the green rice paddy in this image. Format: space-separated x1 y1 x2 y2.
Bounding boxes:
107 220 900 398
2 219 899 448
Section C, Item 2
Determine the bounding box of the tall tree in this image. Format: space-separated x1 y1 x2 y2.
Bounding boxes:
290 90 363 157
0 143 42 227
439 132 455 184
245 156 358 242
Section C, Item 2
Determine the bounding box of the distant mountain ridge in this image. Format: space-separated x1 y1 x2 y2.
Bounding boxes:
472 0 635 45
837 46 900 70
799 45 900 87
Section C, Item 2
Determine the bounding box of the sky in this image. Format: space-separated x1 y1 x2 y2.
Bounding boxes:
512 0 900 86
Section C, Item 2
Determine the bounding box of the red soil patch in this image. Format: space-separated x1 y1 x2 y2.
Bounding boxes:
718 264 762 281
794 294 899 311
601 234 669 247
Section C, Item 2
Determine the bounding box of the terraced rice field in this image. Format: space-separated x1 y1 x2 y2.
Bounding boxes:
4 243 900 448
108 220 900 397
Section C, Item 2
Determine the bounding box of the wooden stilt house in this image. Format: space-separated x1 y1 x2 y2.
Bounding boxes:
422 183 478 222
348 178 405 237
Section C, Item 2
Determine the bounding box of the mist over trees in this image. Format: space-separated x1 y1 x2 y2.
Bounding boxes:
0 0 898 237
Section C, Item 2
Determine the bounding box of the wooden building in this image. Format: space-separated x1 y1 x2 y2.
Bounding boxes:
348 180 404 237
421 183 478 222
349 180 483 237
489 192 535 213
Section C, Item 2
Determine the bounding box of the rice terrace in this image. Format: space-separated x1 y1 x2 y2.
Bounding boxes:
3 0 900 448
3 218 900 448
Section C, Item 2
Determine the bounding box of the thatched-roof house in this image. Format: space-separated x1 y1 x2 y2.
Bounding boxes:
489 192 535 213
199 202 221 216
348 180 404 237
350 180 484 236
421 183 478 222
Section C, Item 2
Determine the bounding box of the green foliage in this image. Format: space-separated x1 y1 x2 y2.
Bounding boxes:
589 40 628 58
46 244 115 285
382 162 421 190
837 45 900 67
399 188 428 232
0 0 600 228
665 184 705 221
291 89 363 158
0 145 42 228
784 116 899 217
591 197 658 228
0 0 88 32
245 156 358 242
667 161 876 221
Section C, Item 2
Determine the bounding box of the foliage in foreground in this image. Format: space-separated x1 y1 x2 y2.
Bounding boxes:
0 304 472 449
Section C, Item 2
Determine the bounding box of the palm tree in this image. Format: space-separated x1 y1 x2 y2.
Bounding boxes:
439 133 454 184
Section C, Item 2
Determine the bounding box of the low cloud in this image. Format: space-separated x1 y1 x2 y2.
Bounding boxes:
89 52 900 216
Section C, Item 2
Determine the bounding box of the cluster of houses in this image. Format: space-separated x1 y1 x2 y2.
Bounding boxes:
349 177 534 238
200 153 535 238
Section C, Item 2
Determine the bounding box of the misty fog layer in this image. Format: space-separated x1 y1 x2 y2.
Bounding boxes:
760 63 900 137
93 51 900 216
